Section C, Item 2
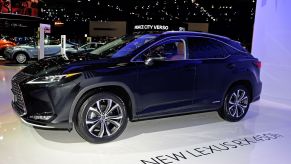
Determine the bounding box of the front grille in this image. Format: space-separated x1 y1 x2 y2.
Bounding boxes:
11 72 31 116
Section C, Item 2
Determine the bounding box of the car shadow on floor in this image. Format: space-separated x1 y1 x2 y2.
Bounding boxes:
0 56 35 66
33 109 259 144
33 111 223 143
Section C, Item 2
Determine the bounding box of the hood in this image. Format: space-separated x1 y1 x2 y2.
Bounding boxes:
21 56 69 76
14 45 34 49
0 40 16 45
21 54 131 77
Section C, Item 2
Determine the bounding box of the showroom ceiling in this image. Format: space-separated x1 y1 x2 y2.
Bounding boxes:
41 0 256 23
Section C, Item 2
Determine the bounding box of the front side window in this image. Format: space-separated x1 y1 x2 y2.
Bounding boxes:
188 37 230 59
138 39 185 61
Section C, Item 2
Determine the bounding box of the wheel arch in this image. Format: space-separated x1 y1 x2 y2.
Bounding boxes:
69 82 136 125
13 51 30 60
225 80 253 101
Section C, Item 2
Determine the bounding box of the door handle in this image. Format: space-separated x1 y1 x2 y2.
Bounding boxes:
227 63 236 69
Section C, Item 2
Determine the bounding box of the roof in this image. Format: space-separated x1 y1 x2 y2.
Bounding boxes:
162 31 231 42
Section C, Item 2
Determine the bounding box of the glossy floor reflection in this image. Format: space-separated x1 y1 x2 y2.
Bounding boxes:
0 65 291 164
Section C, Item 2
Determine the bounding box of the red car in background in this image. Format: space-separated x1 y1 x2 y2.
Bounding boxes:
0 39 16 55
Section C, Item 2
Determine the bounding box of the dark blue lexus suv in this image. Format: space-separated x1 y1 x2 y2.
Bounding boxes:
11 31 262 143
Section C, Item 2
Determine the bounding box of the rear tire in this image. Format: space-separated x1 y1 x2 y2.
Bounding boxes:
218 85 250 122
75 92 128 143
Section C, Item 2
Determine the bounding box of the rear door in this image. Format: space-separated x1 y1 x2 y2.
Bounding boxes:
44 45 61 56
187 37 233 109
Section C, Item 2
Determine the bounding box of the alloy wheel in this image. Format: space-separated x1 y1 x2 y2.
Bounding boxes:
16 53 27 64
85 99 124 138
227 89 249 118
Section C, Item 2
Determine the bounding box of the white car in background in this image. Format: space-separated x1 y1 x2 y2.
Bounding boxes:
3 42 75 64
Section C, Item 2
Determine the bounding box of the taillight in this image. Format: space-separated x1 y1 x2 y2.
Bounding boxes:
254 61 262 69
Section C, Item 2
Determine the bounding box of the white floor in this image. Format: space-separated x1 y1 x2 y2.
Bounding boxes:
0 65 291 164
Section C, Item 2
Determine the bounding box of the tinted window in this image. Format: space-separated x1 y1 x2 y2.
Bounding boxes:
188 37 231 59
224 42 246 56
137 40 185 61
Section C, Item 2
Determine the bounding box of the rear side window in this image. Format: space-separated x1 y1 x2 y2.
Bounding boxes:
188 37 237 59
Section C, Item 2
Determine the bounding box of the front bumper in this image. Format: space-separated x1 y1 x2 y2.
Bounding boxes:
11 72 80 130
12 100 71 130
3 49 13 60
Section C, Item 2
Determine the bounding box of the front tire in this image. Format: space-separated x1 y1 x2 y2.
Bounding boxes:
75 92 128 143
218 85 250 122
14 52 28 64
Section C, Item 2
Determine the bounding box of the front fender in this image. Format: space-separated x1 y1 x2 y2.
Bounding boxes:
12 48 32 58
68 82 137 124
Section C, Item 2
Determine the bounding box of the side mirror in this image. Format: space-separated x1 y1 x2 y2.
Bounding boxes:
145 57 165 66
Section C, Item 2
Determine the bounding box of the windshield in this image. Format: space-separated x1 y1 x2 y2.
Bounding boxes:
89 34 158 58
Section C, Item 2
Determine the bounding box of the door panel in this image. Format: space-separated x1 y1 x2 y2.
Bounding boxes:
44 45 61 56
194 59 230 109
187 36 233 109
136 60 196 116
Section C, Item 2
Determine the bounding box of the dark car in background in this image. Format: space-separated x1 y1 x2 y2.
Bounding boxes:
11 31 262 143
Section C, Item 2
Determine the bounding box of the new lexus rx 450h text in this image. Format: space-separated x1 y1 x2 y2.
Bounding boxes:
11 31 262 143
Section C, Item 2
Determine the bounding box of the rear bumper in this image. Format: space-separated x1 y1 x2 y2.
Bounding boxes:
252 81 262 102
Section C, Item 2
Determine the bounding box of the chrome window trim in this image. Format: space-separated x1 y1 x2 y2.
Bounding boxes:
131 56 230 63
130 34 245 62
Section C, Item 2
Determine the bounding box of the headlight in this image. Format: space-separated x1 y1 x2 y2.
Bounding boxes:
26 73 80 84
5 47 14 52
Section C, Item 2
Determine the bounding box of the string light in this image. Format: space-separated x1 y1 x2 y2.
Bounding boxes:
41 0 256 23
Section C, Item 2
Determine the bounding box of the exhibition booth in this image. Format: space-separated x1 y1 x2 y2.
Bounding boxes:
0 0 291 164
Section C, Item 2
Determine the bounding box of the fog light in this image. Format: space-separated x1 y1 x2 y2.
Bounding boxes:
29 115 53 121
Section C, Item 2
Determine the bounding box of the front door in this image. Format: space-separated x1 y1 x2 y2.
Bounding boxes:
134 38 196 117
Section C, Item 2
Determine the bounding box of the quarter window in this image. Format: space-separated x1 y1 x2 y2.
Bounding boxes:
188 37 231 59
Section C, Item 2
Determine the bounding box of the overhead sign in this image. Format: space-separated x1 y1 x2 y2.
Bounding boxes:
134 25 169 31
89 21 126 37
40 23 51 34
54 21 64 26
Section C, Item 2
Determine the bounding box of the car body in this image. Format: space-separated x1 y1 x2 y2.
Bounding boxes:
0 39 16 54
11 31 262 143
66 42 105 55
3 43 75 64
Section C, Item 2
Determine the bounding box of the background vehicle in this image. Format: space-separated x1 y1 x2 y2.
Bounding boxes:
66 42 105 55
3 42 75 64
11 32 262 143
0 39 16 55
